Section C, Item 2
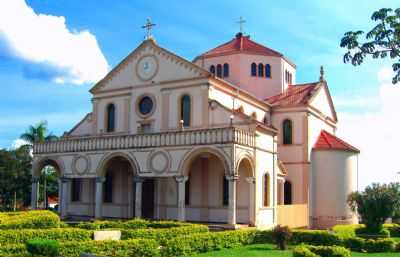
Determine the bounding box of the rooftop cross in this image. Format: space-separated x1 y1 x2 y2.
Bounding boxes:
319 65 325 82
142 18 156 40
237 16 246 34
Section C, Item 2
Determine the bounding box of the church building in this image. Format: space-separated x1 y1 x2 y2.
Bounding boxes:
31 24 360 229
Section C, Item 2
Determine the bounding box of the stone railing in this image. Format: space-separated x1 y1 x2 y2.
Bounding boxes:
33 127 256 154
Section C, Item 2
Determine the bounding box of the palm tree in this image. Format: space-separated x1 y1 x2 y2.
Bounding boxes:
20 121 58 209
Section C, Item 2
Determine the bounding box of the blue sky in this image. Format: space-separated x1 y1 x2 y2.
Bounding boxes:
0 0 399 186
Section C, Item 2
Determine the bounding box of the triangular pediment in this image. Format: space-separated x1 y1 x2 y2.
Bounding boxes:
90 39 209 93
309 82 337 122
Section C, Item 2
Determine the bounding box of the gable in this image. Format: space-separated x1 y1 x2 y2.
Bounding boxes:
91 40 209 93
309 84 337 122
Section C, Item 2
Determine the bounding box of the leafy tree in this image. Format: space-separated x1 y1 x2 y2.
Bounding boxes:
0 146 32 210
340 8 400 84
348 183 400 232
20 121 58 209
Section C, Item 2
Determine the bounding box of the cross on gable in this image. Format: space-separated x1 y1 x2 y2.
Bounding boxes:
237 16 246 33
142 18 156 40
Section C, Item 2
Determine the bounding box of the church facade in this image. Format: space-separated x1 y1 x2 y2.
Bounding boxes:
31 31 360 229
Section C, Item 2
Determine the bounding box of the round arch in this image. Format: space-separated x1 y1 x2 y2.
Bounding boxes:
235 153 255 177
96 151 139 177
32 156 65 178
179 146 231 177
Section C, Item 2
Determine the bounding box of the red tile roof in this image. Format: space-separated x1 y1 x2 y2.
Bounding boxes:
195 33 283 59
266 82 320 106
313 130 360 153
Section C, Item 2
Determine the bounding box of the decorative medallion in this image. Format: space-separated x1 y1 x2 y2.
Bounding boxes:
148 150 170 174
72 155 90 175
136 54 159 81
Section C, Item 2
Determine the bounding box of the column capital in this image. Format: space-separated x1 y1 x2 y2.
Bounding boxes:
175 175 188 183
133 176 145 183
32 177 40 183
245 177 255 184
96 176 106 183
225 175 239 181
61 177 72 183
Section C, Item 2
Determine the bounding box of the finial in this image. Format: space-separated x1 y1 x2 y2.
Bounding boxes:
237 16 246 34
319 65 325 82
142 18 156 40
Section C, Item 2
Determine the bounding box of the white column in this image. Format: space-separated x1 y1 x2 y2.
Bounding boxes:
246 177 256 226
175 176 188 221
60 177 70 219
226 175 238 226
31 177 39 209
95 177 105 219
134 177 144 218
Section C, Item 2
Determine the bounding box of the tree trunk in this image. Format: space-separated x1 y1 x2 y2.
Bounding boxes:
13 191 16 211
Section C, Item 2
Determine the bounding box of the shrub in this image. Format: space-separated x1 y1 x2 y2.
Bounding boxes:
291 230 342 246
26 239 59 257
162 230 258 257
355 227 390 239
293 245 351 257
293 246 319 257
74 219 189 230
0 228 92 244
332 224 362 239
0 211 60 229
59 239 159 257
271 225 292 250
121 225 209 244
342 237 365 252
384 223 400 237
363 238 395 252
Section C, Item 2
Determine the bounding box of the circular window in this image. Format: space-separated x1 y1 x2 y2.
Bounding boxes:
138 96 154 116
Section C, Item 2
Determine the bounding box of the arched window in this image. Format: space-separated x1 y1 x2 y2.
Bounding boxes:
289 73 292 84
264 174 270 207
265 64 271 78
103 173 113 203
258 63 264 77
282 119 293 145
106 104 115 132
223 176 229 206
284 181 292 205
216 64 222 78
251 63 257 76
209 65 215 75
180 94 191 127
223 63 229 77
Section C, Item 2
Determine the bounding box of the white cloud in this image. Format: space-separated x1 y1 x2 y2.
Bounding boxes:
0 0 109 85
11 139 28 149
337 67 400 189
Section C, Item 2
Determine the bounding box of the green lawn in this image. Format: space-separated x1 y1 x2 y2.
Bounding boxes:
191 244 399 257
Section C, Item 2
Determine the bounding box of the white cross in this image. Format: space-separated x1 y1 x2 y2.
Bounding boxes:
142 18 156 40
237 16 246 33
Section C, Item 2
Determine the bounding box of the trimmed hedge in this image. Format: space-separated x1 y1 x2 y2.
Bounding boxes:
121 224 209 244
0 228 92 244
292 230 342 246
26 239 59 257
0 211 60 229
293 245 351 257
333 224 398 239
1 239 159 257
74 219 190 230
162 230 260 257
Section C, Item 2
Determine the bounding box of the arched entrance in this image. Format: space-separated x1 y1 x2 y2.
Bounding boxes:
178 147 230 223
96 153 138 219
32 158 63 213
236 157 255 225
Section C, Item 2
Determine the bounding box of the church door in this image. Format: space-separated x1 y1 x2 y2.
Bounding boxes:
142 179 155 219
